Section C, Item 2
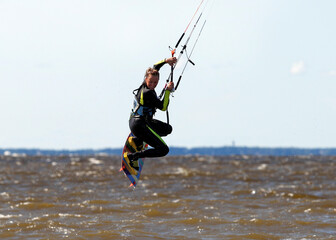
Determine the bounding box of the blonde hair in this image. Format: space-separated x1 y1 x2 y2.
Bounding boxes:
144 67 159 79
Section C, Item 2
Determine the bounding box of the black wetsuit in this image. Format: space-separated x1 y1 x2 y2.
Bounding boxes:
128 59 172 160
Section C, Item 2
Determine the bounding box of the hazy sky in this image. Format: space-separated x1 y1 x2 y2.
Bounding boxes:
1 0 336 149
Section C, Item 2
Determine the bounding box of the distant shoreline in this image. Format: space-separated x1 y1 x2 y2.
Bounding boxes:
1 146 336 156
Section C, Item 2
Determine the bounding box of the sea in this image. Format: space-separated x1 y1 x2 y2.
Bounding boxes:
0 154 335 240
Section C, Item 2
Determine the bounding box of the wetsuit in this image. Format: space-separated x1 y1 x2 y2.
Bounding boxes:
128 59 173 160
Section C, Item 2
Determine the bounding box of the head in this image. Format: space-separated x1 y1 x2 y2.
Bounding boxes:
144 67 160 90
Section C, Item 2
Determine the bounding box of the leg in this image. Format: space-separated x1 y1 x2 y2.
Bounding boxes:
129 136 143 151
128 117 172 160
147 119 172 137
135 123 169 158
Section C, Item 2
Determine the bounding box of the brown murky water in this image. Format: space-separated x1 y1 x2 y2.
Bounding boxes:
0 155 335 239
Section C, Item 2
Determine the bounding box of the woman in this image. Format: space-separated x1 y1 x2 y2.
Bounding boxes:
124 57 177 171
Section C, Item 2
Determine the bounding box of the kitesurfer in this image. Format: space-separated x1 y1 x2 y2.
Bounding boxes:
124 57 177 171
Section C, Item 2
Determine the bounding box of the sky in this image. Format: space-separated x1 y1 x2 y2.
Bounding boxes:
1 0 336 149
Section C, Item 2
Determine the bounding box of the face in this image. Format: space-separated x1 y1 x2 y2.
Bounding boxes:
145 74 159 90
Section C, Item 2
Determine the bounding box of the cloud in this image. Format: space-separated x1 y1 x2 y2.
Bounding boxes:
328 70 336 76
290 61 305 75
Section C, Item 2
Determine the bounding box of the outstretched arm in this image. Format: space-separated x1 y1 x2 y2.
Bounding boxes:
153 57 177 71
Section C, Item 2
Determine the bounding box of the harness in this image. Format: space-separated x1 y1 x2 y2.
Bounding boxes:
130 85 156 120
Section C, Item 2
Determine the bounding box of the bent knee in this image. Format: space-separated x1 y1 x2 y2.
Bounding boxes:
159 145 169 157
167 125 173 135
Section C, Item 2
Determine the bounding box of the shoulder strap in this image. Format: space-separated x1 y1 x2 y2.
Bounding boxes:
133 84 143 96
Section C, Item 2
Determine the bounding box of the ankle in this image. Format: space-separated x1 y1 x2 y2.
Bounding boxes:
127 153 135 161
132 152 141 161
